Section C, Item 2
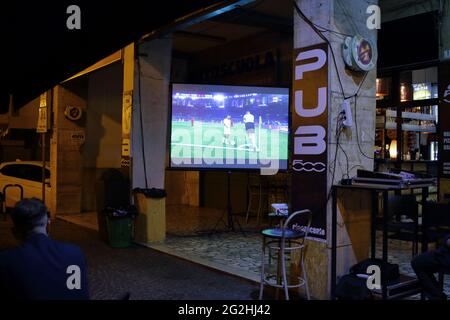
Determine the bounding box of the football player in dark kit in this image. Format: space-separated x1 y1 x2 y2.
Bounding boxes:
243 111 258 151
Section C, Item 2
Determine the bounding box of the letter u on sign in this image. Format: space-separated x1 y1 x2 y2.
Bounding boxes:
295 88 327 117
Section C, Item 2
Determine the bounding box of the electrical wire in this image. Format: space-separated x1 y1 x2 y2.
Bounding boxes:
292 1 373 222
353 71 375 161
310 24 353 38
353 94 375 160
137 51 149 189
293 1 345 217
293 1 347 98
338 143 350 178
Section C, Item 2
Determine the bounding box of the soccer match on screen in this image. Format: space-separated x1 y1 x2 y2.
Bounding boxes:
170 84 289 170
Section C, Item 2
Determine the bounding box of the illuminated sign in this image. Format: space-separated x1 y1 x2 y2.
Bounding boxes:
413 83 431 100
343 36 377 72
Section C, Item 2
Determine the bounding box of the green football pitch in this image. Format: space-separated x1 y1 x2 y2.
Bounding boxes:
171 121 288 161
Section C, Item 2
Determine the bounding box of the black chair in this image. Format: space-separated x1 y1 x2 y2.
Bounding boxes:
421 201 450 252
386 194 420 256
421 201 450 293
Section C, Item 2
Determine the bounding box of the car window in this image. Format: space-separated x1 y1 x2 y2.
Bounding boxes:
23 165 50 182
0 164 50 182
25 165 42 182
0 164 21 179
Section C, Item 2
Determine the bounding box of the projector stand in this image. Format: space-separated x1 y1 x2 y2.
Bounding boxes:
209 171 246 236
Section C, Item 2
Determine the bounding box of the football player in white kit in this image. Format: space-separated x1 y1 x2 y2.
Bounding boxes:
222 115 234 145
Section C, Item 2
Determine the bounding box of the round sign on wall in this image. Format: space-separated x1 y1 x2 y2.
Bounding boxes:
64 105 83 121
343 35 377 72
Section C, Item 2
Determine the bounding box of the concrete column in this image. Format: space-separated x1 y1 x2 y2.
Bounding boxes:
132 38 172 189
294 0 377 298
131 38 172 243
50 81 87 217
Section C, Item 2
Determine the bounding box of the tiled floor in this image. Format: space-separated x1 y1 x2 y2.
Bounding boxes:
58 206 450 299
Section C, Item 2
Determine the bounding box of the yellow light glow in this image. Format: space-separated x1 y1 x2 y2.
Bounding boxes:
389 140 398 159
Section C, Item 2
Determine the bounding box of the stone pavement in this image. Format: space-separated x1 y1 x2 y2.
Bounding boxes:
4 211 448 300
154 230 450 299
0 217 258 300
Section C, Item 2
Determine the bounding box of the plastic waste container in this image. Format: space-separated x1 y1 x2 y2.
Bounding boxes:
104 206 137 248
96 169 131 243
133 188 167 244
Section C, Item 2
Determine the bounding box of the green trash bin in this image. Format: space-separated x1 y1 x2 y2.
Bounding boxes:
106 216 133 248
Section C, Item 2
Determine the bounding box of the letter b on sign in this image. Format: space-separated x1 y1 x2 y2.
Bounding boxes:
294 126 326 155
66 265 81 290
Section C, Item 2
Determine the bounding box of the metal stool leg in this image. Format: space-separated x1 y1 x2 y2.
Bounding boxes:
246 190 253 224
438 272 444 292
259 236 266 300
301 252 310 300
257 184 262 224
281 240 289 300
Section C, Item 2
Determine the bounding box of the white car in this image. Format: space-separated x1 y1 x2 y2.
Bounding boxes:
0 161 51 209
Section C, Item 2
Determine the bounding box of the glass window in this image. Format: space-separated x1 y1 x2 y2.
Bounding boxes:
376 77 391 100
23 165 50 182
25 165 44 182
0 164 49 182
0 165 21 179
399 67 438 102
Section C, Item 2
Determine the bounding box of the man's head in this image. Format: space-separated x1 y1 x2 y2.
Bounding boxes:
227 115 231 119
246 111 250 114
11 198 49 240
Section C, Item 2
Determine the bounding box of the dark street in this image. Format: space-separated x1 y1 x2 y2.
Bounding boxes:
0 217 258 300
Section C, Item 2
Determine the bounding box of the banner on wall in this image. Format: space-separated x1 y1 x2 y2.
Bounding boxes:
37 92 48 133
291 43 328 242
439 61 450 178
121 90 133 167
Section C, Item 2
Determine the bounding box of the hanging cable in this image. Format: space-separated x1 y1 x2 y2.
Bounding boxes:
293 1 347 98
353 93 375 160
292 0 375 218
350 70 375 160
137 50 149 189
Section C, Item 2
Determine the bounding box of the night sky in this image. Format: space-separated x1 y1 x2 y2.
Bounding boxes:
2 0 229 112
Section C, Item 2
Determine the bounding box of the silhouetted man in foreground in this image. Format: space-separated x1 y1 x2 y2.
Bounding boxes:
0 198 89 299
411 234 450 300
